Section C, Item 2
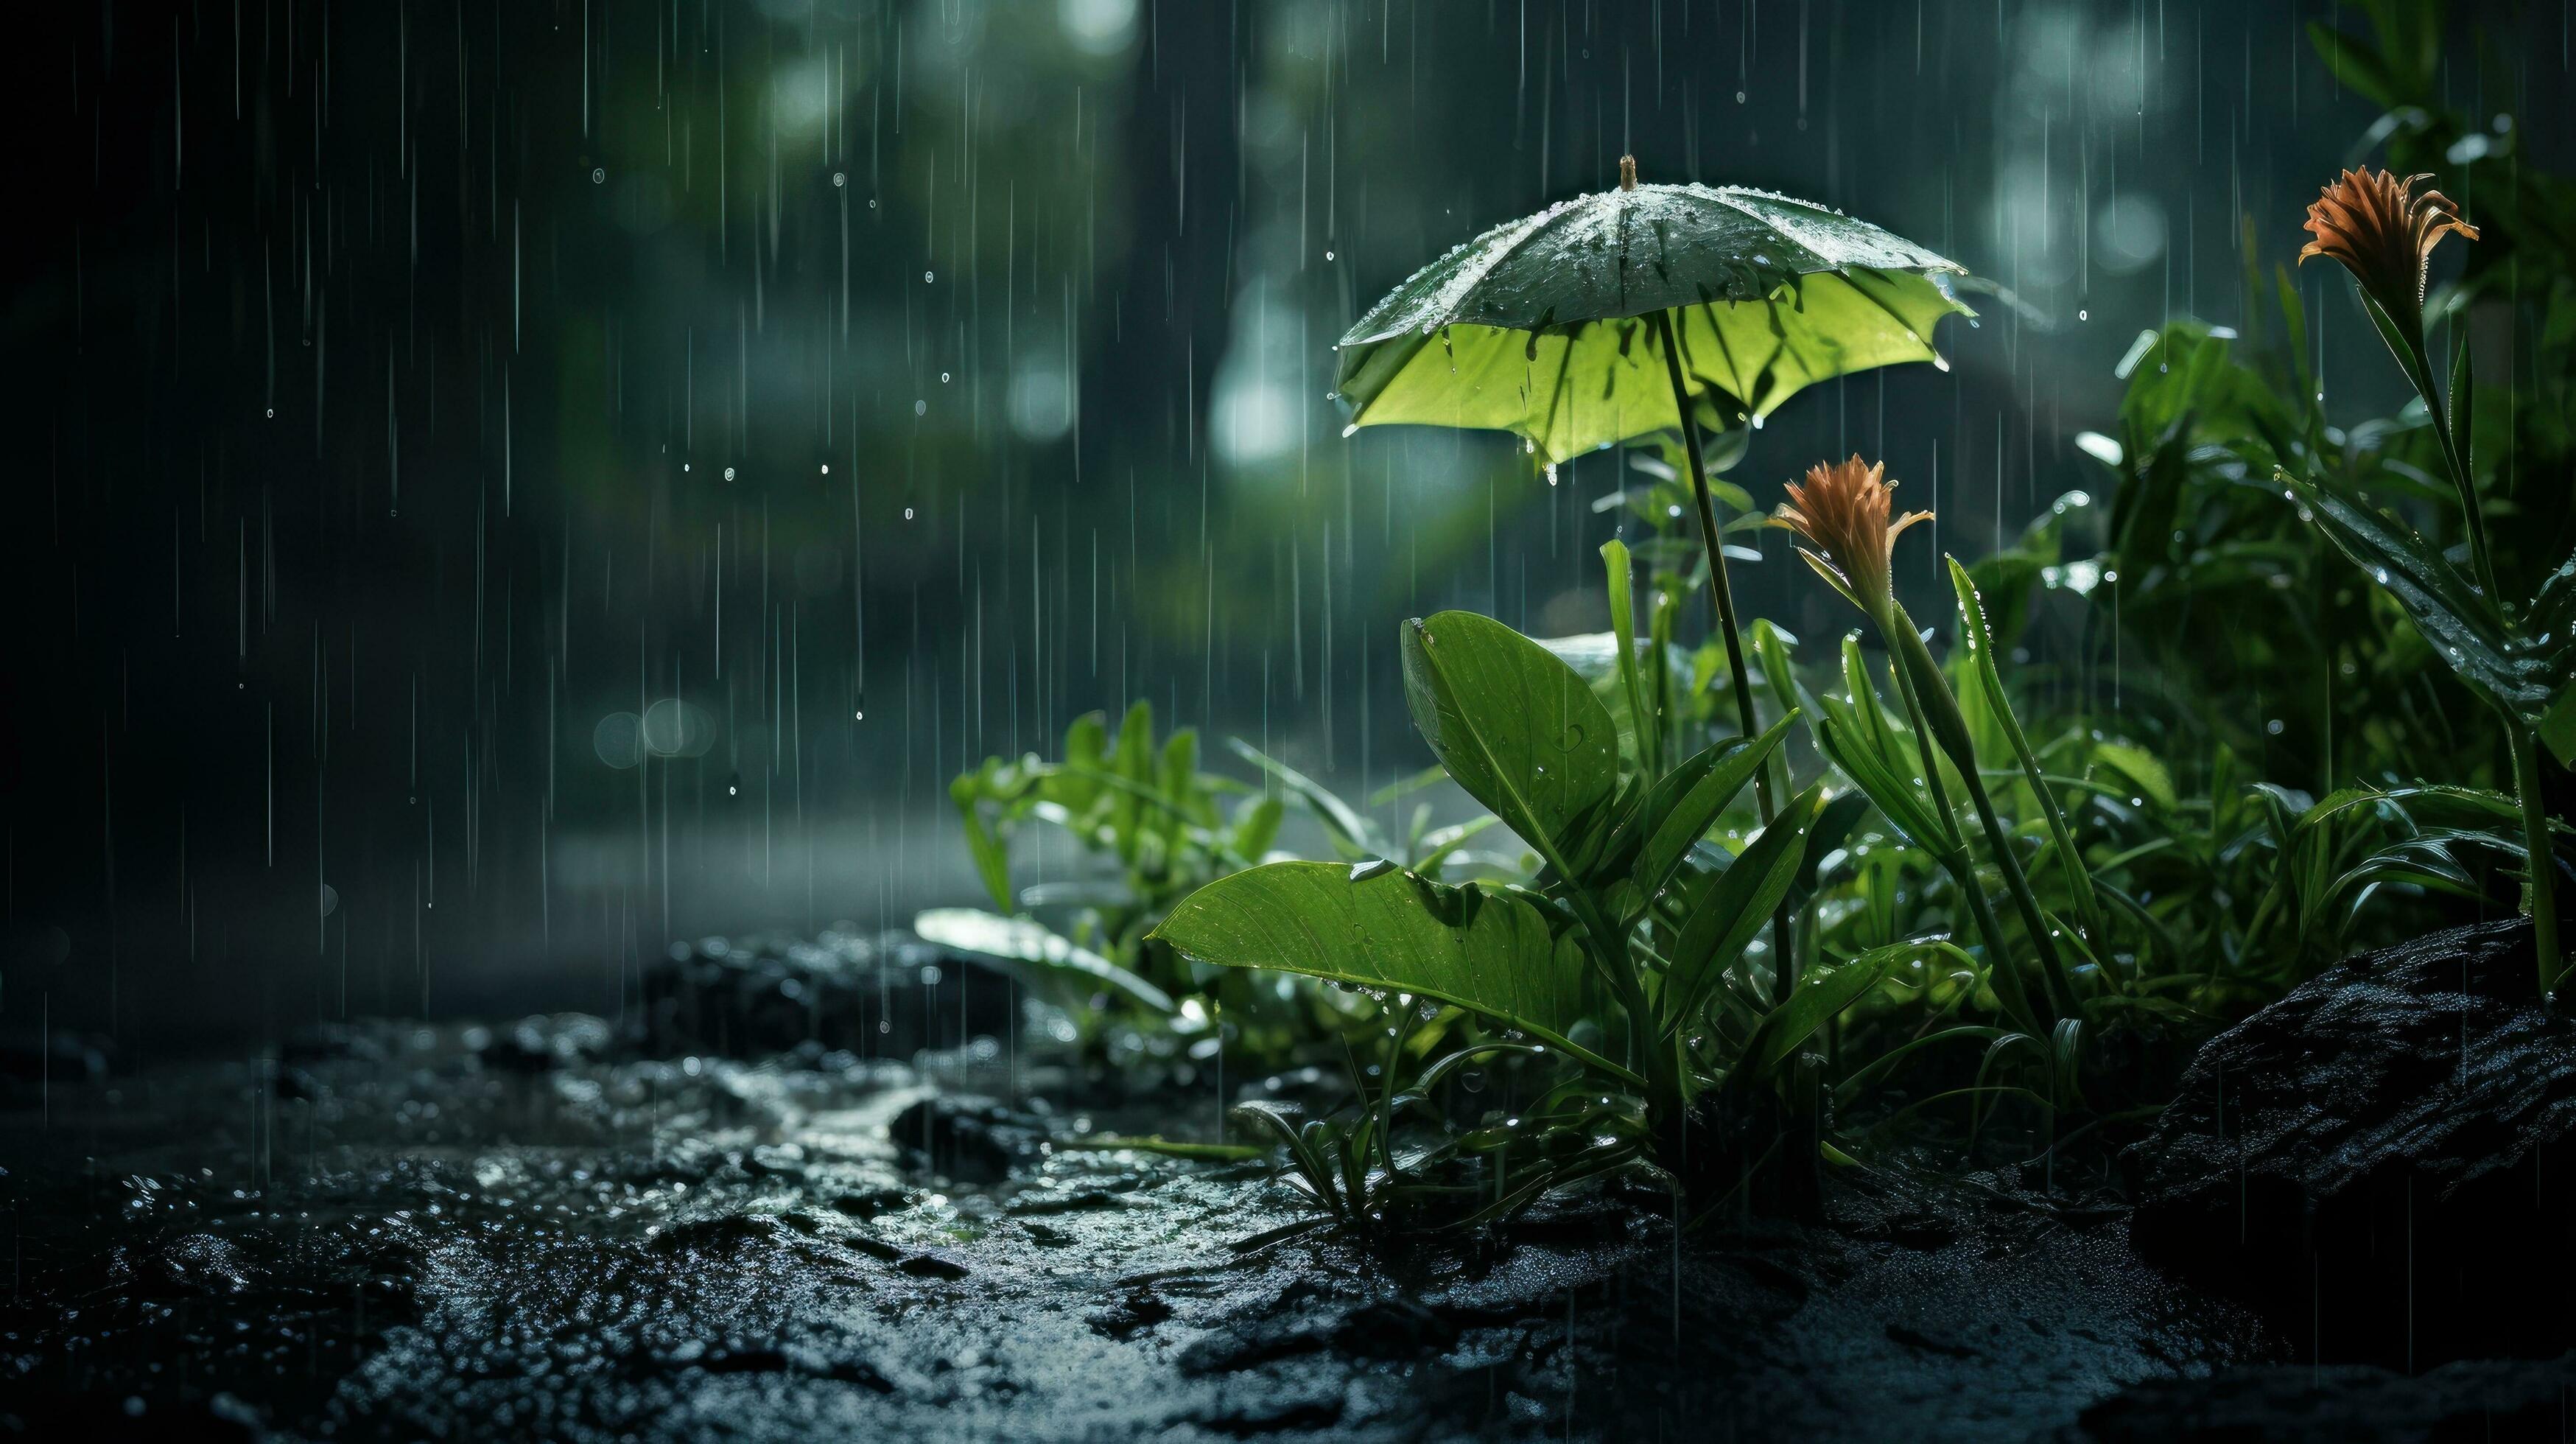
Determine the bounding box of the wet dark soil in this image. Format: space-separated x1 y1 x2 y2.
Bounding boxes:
1 1010 2292 1441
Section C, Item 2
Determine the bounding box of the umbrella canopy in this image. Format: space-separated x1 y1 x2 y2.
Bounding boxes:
1334 179 1974 464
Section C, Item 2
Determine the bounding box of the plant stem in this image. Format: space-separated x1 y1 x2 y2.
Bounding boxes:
2508 725 2565 997
2392 328 2502 607
1652 306 1798 1005
2392 322 2557 994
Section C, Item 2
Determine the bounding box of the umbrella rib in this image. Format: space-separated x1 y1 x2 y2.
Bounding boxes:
1540 326 1582 458
1694 305 1754 410
1415 200 1601 342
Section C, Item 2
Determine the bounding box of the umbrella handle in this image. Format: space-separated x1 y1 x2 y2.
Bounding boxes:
1650 305 1799 1006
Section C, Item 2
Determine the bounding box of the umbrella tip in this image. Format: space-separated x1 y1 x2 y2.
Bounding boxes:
1619 155 1638 191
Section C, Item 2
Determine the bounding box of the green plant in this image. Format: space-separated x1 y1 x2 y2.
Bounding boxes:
1151 551 1926 1207
2289 161 2572 990
1225 1005 1616 1247
922 702 1315 1065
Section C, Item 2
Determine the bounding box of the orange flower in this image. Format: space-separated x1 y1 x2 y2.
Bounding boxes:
2298 168 2477 334
1771 455 1931 622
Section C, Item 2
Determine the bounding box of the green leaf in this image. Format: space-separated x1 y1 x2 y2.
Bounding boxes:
1231 794 1285 862
2286 473 2552 723
1148 863 1639 1084
1227 738 1380 859
2091 742 2177 813
1795 791 1875 894
2543 685 2576 769
1815 701 1952 852
1401 611 1622 872
1751 620 1804 735
1110 700 1156 865
1945 556 2105 941
1059 712 1111 816
913 908 1176 1014
1601 540 1660 778
1632 715 1794 908
950 765 1018 912
2449 327 2474 472
2306 20 2399 108
1736 944 1906 1083
1812 637 1957 852
1660 786 1828 1039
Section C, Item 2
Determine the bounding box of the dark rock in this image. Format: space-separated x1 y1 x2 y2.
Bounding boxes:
890 1094 1050 1184
894 1250 971 1280
828 1188 913 1219
1329 1298 1459 1359
645 1213 787 1256
477 1013 614 1072
637 931 1015 1062
125 1233 260 1296
2130 918 2576 1365
2063 1352 2576 1443
1087 1286 1173 1339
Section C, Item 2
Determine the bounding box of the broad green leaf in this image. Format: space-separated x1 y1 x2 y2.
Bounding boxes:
913 908 1176 1014
1148 863 1638 1084
1402 611 1621 872
1660 786 1828 1038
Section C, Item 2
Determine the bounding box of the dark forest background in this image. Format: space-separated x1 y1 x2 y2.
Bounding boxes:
5 0 2567 1055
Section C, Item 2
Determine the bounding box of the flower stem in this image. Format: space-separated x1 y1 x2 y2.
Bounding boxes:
1877 625 2050 1034
2507 726 2565 998
1885 606 2077 1020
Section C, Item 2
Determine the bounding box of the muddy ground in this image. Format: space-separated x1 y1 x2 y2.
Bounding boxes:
0 982 2312 1443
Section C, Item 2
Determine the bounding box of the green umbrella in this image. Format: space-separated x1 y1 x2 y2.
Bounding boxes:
1335 156 1974 1003
1333 158 1974 463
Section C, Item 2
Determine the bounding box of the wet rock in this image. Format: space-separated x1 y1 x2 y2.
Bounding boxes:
2061 1352 2576 1443
1087 1286 1173 1339
477 1013 615 1073
123 1233 261 1296
638 930 1015 1062
890 1094 1051 1184
1330 1298 1460 1359
646 1213 790 1257
2130 918 2576 1365
895 1250 972 1280
829 1187 913 1219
